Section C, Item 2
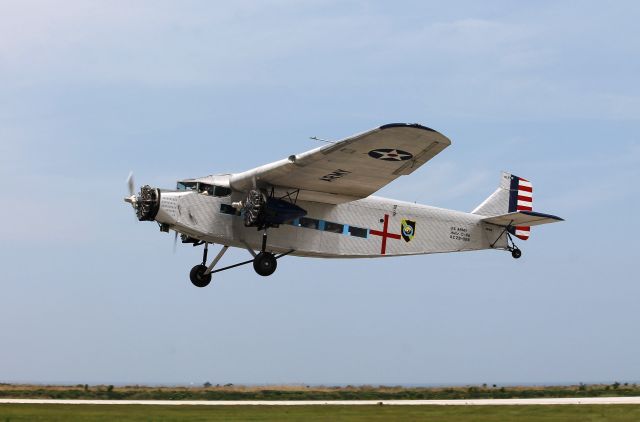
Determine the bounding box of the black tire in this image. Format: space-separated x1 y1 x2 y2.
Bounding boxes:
511 248 522 259
253 252 277 277
190 264 212 287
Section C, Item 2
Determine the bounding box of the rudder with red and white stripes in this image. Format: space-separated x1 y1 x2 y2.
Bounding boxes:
508 175 533 240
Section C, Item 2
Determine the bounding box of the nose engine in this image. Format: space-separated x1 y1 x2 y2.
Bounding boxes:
125 185 160 221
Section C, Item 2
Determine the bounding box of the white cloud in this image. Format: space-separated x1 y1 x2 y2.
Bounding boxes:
1 1 639 122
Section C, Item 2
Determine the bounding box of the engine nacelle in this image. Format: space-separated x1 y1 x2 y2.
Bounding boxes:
241 189 307 229
136 185 160 221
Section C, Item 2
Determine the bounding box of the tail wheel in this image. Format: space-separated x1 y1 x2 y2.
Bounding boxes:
511 248 522 259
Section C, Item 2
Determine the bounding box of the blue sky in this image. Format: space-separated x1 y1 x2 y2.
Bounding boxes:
1 1 639 386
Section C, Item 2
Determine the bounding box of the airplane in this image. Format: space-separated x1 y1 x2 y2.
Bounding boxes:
124 123 563 287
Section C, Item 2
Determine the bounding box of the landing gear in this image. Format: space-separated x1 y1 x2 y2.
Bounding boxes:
506 231 522 260
190 264 212 288
189 242 217 288
507 231 522 259
187 239 294 287
252 230 277 276
253 252 277 276
490 221 524 260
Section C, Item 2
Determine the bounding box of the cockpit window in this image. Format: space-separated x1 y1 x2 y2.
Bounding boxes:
177 181 197 191
198 183 214 195
177 180 231 196
183 182 232 197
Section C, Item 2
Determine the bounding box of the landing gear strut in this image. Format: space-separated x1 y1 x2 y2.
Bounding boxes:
506 228 522 259
253 231 277 276
189 242 217 288
188 238 293 287
506 230 522 260
490 221 523 260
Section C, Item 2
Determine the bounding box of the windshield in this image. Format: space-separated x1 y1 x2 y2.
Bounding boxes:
178 181 232 197
198 183 214 195
176 181 197 191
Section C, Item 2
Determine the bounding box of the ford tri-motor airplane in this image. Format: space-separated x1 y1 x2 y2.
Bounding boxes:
124 123 563 287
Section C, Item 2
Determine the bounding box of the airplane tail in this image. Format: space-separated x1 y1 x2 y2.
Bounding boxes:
472 172 537 240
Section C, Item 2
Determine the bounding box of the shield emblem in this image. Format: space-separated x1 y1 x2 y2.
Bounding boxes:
401 219 416 242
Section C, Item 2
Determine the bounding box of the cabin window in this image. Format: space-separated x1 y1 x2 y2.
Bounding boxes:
348 226 368 238
286 217 369 239
220 204 239 215
324 222 344 234
177 181 197 191
298 217 319 229
198 183 214 195
213 186 232 197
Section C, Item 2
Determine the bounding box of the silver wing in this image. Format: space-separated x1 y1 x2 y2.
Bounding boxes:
230 123 451 203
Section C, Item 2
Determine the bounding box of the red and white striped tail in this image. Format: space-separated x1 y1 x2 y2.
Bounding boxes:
514 226 531 241
516 178 533 212
509 176 533 241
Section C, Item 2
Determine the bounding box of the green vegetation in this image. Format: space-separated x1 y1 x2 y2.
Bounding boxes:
1 404 640 421
0 383 639 401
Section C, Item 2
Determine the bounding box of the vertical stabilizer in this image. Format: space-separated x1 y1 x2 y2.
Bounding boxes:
472 172 533 240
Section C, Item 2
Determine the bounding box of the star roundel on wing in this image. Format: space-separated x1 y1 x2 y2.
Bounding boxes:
368 148 414 161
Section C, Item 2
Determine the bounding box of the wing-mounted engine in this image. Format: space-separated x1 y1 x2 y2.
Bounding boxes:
235 189 307 230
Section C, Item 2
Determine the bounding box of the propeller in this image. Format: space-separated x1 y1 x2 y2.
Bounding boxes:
124 171 137 209
127 171 135 197
124 172 174 247
173 231 178 254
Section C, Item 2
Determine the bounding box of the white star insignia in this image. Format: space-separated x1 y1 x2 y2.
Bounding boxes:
377 149 412 161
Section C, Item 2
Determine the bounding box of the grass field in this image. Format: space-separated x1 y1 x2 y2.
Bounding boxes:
1 383 639 401
1 404 640 421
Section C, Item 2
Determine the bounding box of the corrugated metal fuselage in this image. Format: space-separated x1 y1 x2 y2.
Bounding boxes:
155 190 508 258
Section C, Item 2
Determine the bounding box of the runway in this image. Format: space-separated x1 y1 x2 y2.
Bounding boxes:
2 397 640 406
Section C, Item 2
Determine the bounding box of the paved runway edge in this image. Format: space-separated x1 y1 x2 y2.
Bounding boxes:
2 398 640 406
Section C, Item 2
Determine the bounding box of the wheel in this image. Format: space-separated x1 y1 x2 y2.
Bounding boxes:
253 252 277 277
190 264 212 287
511 248 522 259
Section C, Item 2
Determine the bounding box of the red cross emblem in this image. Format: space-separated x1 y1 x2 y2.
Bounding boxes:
370 214 401 255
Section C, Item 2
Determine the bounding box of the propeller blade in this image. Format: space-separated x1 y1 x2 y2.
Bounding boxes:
124 172 138 220
173 231 178 254
127 171 135 197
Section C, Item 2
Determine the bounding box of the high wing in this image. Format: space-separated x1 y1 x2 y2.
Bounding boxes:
229 123 451 203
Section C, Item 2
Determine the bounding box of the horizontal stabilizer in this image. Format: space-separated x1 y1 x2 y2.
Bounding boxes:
482 211 564 227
